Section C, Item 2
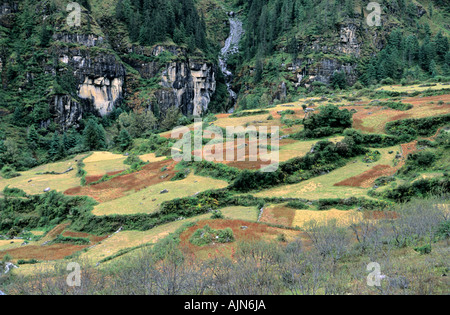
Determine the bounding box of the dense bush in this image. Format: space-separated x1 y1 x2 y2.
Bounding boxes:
293 105 353 139
189 224 235 246
385 114 450 138
230 110 270 118
381 176 449 202
374 101 413 111
0 165 21 179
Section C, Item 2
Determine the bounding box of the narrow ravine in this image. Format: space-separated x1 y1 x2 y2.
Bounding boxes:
219 12 244 111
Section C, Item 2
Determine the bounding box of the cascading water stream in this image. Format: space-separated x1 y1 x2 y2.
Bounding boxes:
219 13 244 112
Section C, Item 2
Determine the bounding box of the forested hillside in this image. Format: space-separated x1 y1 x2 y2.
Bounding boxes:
230 0 449 109
0 0 448 171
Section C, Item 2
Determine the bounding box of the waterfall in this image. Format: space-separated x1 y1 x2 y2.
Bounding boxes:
219 13 244 112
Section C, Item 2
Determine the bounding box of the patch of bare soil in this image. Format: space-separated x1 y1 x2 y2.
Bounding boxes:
64 160 177 203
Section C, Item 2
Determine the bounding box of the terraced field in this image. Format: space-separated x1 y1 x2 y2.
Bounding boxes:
0 154 87 195
92 173 229 216
1 87 449 276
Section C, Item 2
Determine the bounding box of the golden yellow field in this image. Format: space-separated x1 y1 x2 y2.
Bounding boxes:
0 154 87 195
292 209 362 228
92 173 228 216
376 82 450 93
83 152 129 176
255 146 399 200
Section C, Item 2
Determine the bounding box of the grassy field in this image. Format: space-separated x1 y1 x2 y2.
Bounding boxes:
83 152 129 176
375 82 450 93
254 146 400 200
350 94 450 133
11 206 261 274
92 173 228 216
0 154 88 195
269 136 344 162
292 208 361 228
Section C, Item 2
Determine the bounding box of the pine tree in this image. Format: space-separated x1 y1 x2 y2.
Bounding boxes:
27 125 39 151
83 120 106 151
48 132 61 161
117 128 132 151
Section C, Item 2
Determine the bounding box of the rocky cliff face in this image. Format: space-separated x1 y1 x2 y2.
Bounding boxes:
126 45 216 117
0 1 217 130
48 37 126 129
160 61 216 116
50 38 216 128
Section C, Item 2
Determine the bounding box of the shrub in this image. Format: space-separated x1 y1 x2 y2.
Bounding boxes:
363 150 381 163
286 200 309 209
189 225 234 246
414 244 432 255
211 210 224 219
1 165 20 179
230 110 269 118
217 228 234 243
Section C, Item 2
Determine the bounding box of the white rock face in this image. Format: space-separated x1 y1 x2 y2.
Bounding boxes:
78 77 123 116
191 63 216 116
160 61 216 116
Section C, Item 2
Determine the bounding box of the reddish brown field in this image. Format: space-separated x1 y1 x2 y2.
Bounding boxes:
195 137 279 170
64 160 177 203
259 206 296 227
0 224 108 261
178 219 305 259
350 94 450 133
401 141 418 159
334 164 395 188
0 244 91 261
363 211 399 220
84 170 124 185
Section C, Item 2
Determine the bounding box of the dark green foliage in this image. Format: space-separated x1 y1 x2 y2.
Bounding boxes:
414 244 432 255
232 139 368 192
117 129 132 152
381 176 449 202
230 110 270 118
2 187 28 197
364 28 449 84
189 224 234 246
375 101 413 111
17 259 39 265
82 119 106 151
374 176 396 187
116 0 208 52
313 197 389 211
50 235 91 246
285 200 308 209
406 151 437 168
1 165 20 179
0 189 97 234
436 220 450 240
123 154 142 166
344 129 402 148
178 160 241 183
211 210 224 219
48 132 66 161
362 150 381 163
385 114 450 138
294 105 352 139
330 71 347 90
